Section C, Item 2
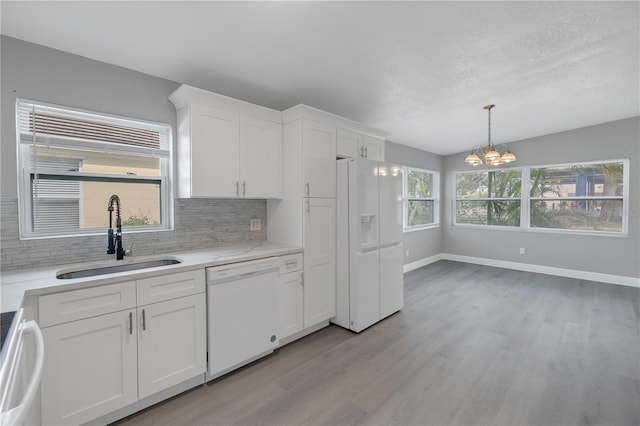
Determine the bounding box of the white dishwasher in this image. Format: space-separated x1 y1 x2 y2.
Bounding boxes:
206 258 279 380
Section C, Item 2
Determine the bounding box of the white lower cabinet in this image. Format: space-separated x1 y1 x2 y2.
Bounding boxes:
137 294 206 399
39 270 206 425
41 310 138 425
303 198 336 327
278 254 304 340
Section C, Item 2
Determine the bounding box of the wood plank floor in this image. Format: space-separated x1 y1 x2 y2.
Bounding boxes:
114 261 640 426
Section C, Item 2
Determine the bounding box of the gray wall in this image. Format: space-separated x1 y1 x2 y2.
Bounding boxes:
442 117 640 279
385 141 443 266
1 36 180 197
0 36 266 272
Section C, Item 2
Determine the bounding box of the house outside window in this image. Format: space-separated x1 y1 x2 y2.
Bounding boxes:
529 161 627 233
454 159 629 235
17 99 173 239
403 167 439 230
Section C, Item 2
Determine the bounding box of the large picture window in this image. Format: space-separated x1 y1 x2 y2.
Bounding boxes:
17 99 173 238
455 169 522 227
454 159 629 235
404 167 439 230
530 161 627 233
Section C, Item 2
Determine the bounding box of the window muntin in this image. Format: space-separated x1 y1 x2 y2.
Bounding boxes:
455 170 522 227
17 99 172 238
404 167 439 229
454 160 629 235
529 161 626 232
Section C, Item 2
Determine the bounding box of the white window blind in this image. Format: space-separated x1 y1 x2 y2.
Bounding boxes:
17 100 170 157
31 157 80 231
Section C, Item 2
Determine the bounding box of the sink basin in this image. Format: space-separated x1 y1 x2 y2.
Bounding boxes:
56 259 182 279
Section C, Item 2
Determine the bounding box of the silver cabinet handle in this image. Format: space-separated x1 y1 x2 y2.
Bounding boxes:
142 309 146 331
305 182 310 196
129 312 133 335
236 181 239 196
360 146 364 157
364 146 368 158
305 199 310 214
243 181 246 196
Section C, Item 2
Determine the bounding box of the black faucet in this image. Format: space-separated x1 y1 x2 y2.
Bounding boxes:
107 194 126 260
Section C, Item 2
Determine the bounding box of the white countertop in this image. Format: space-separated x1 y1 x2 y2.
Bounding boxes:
0 241 302 313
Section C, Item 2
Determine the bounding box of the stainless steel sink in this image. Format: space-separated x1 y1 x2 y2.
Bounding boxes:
56 259 182 279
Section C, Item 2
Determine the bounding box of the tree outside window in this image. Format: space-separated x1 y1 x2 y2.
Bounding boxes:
404 168 439 229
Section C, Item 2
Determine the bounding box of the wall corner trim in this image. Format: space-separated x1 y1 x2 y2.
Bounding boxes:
440 253 640 288
403 254 443 273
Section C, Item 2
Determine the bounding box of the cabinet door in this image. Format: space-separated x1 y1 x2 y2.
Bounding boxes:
337 128 362 159
362 135 385 162
137 294 206 399
240 116 282 198
302 120 336 198
190 103 239 197
41 310 137 425
279 271 304 339
379 244 404 319
303 198 336 327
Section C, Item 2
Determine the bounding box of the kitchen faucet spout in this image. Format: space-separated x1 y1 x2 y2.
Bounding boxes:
107 194 126 260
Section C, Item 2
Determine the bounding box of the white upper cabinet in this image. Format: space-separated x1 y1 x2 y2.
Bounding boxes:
190 103 240 198
169 85 282 199
240 116 282 198
337 129 385 161
337 128 362 159
362 135 385 161
302 120 337 198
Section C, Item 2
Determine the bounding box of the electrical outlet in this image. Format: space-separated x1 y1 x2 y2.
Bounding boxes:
250 219 261 231
519 247 525 255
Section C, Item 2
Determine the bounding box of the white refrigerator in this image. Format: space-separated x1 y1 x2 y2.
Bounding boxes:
334 158 404 333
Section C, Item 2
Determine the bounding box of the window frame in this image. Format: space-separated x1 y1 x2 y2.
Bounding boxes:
453 159 630 237
16 98 174 239
453 166 523 229
403 166 440 232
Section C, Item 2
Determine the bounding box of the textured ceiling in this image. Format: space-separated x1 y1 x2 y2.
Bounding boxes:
1 1 638 155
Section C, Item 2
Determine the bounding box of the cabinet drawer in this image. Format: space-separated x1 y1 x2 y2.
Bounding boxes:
137 269 205 305
278 253 303 274
39 281 136 327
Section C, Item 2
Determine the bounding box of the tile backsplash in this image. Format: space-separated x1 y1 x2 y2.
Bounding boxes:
0 197 267 271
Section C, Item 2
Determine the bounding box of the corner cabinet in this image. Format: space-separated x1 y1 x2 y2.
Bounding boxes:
39 270 206 425
169 84 283 199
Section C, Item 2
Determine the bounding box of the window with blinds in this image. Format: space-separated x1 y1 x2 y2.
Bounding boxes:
17 99 173 238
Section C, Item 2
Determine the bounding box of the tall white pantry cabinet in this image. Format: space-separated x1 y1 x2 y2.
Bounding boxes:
268 107 338 329
268 105 388 331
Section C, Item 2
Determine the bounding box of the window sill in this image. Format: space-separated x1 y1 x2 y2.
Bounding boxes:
451 223 628 238
19 226 174 241
403 224 440 233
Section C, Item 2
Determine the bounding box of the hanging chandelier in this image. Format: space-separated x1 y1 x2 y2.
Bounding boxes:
464 104 516 166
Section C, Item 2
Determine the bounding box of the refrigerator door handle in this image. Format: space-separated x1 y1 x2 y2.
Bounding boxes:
379 242 402 250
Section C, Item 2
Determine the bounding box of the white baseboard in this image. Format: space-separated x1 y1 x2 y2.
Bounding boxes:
441 253 640 288
403 254 443 273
